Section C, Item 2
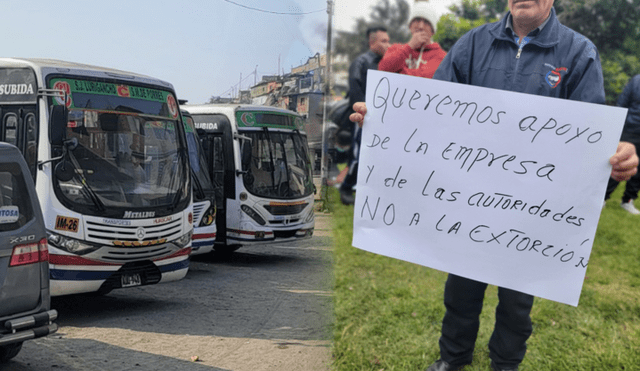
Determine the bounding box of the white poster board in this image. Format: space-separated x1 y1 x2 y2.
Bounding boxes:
352 70 627 306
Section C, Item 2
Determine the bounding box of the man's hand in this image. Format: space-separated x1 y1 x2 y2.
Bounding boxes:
408 31 431 50
349 102 367 127
610 141 639 181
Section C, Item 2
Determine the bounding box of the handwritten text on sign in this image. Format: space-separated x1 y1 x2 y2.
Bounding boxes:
352 70 627 306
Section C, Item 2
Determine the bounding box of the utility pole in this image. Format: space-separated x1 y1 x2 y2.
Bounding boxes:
320 0 333 208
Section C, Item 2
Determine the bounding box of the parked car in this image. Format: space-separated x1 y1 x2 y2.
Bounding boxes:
0 143 57 363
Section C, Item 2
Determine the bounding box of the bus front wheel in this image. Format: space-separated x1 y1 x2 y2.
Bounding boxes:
0 342 22 363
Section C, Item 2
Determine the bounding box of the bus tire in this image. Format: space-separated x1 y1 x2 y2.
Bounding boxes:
0 342 23 363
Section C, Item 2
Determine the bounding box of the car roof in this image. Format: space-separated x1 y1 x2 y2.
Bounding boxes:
181 103 302 118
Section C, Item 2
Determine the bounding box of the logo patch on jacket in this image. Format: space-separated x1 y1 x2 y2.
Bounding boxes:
545 65 568 88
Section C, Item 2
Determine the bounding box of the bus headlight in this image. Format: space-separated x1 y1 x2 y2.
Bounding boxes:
199 206 216 227
47 232 101 255
304 210 315 223
174 230 193 248
241 205 266 226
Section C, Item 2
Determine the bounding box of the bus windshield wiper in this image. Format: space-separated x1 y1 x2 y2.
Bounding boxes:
191 168 206 200
64 141 106 211
167 148 188 210
262 127 278 193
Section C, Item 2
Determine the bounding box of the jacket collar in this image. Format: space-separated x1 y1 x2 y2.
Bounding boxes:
490 7 561 48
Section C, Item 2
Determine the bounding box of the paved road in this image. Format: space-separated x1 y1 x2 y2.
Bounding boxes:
2 212 333 371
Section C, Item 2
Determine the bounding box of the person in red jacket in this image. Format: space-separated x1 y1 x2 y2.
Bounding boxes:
378 1 446 78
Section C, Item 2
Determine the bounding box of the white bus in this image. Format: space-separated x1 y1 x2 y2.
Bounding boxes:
182 110 217 255
0 58 193 296
182 104 315 253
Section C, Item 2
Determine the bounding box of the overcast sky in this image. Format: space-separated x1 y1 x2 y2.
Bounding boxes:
2 0 457 104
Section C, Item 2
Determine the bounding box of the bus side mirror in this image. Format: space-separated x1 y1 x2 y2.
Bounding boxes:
49 105 68 146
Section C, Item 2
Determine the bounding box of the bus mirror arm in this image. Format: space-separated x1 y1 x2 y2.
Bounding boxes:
235 169 248 176
37 138 78 170
38 155 63 170
234 133 252 143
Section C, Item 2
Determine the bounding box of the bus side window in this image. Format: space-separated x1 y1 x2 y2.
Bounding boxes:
2 113 18 147
25 113 37 180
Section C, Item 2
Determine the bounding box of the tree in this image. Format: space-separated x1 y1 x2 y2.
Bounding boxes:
450 0 507 21
333 0 411 65
434 0 507 51
555 0 640 103
556 0 640 54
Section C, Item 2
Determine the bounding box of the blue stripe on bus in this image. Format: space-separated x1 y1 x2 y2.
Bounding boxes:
158 258 190 272
49 259 190 281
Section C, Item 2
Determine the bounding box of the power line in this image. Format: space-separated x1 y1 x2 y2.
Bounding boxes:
223 0 325 15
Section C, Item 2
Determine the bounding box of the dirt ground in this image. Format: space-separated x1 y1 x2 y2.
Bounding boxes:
58 326 331 371
61 213 333 371
10 208 334 371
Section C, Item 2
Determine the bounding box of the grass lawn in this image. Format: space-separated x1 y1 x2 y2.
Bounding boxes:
330 185 640 370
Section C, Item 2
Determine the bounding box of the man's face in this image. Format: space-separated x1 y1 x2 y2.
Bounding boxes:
370 31 390 56
508 0 554 27
409 18 434 37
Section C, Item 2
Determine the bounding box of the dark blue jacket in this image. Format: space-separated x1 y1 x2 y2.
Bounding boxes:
617 75 640 142
433 8 605 105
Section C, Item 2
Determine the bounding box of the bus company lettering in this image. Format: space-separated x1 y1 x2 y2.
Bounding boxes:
0 83 34 95
195 122 219 130
154 216 173 224
123 211 156 219
102 218 132 226
129 86 165 101
72 80 116 94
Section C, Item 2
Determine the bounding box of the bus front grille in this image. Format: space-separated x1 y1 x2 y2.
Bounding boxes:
83 215 184 262
263 202 308 216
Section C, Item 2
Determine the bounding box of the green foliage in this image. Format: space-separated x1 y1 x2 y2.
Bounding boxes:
556 0 640 54
435 0 506 52
434 14 488 52
331 186 640 370
333 0 411 65
450 0 508 20
601 52 640 105
555 0 640 103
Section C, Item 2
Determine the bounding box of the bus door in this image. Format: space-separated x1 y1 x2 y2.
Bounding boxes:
1 106 38 181
199 132 228 243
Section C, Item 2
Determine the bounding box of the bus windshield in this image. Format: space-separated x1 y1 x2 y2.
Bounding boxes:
49 78 190 213
241 128 314 199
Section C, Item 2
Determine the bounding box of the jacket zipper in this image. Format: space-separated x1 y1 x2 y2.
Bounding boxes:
513 43 524 86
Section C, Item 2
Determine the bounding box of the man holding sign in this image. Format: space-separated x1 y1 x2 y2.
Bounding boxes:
350 0 638 370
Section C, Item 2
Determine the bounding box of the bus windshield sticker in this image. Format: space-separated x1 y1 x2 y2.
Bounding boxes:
0 206 19 224
240 112 256 126
49 78 177 118
236 111 299 129
0 68 38 103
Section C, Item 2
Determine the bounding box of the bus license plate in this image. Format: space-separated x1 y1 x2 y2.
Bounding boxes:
121 273 142 287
